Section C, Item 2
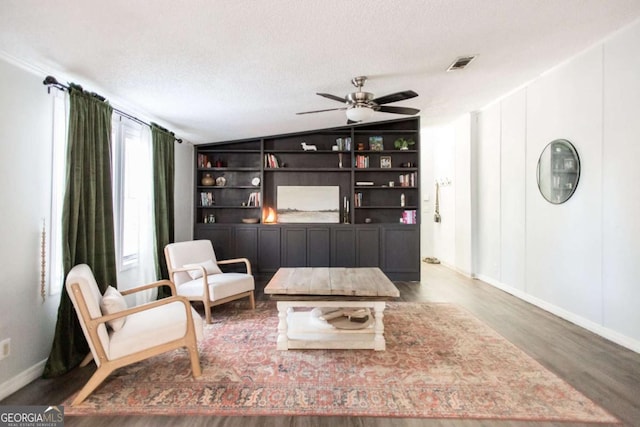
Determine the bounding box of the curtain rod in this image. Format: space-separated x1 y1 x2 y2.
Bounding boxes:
43 75 182 143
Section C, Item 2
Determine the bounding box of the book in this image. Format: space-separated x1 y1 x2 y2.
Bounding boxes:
402 210 417 224
247 192 261 207
264 154 279 168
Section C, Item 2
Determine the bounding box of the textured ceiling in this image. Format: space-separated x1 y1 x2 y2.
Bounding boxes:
1 1 640 143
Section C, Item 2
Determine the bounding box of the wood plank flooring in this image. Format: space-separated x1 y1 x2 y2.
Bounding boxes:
3 264 639 426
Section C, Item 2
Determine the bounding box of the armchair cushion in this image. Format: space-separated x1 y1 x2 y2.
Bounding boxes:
184 259 222 279
100 286 128 331
179 272 254 301
108 302 203 359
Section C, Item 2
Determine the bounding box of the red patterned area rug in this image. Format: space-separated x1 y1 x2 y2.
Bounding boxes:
64 302 617 422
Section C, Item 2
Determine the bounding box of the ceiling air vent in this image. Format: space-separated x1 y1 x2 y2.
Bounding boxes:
446 55 477 72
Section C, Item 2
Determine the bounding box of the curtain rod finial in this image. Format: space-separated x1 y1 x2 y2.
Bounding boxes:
43 75 59 86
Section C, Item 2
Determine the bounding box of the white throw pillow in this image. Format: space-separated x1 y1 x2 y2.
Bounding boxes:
100 286 128 331
184 259 222 280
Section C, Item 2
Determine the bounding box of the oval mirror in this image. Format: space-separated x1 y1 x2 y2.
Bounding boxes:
536 139 580 204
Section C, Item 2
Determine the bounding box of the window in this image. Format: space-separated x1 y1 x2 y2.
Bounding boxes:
49 99 157 297
112 116 149 271
48 89 67 295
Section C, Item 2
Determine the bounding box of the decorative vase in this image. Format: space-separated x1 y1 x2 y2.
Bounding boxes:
201 173 215 186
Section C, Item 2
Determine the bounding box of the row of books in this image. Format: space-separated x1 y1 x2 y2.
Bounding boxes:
335 137 352 151
355 155 370 169
354 192 363 207
197 154 226 168
200 191 261 207
197 154 210 168
199 192 214 207
247 192 261 207
401 210 417 224
264 154 280 168
398 173 416 187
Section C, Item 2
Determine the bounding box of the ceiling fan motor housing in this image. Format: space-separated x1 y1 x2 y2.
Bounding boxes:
347 91 374 106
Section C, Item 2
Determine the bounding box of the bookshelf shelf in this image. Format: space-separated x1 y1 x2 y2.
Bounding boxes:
264 168 350 172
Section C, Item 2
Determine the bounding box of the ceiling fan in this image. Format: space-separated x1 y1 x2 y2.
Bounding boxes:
296 76 420 123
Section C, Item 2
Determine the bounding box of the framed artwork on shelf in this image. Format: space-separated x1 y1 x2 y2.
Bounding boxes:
277 186 340 223
369 136 384 151
380 156 392 169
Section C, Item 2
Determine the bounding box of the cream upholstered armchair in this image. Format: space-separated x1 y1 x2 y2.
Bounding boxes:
66 264 202 405
164 239 255 324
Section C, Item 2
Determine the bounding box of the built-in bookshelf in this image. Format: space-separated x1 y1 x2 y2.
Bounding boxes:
195 140 262 224
193 117 421 280
194 117 420 225
351 123 419 224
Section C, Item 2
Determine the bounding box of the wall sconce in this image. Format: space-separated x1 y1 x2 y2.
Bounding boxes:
263 207 276 223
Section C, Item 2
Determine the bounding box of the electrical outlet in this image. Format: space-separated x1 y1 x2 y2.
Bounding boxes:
0 338 10 360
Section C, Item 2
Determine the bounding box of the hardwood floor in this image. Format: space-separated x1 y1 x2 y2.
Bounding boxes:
3 264 639 426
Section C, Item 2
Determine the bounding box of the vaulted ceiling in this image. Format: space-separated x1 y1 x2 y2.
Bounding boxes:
2 1 640 143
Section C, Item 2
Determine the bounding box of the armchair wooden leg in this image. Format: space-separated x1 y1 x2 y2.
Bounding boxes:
204 303 212 324
71 365 113 406
249 291 255 310
188 343 202 377
79 352 94 367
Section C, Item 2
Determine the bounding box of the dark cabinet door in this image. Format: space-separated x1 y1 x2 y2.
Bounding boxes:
258 226 281 273
234 226 258 272
282 227 307 267
308 227 331 267
196 225 233 261
381 225 420 275
331 226 356 267
356 226 380 267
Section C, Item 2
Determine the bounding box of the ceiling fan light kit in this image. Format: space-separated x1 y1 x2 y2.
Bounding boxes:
346 105 374 122
297 76 420 123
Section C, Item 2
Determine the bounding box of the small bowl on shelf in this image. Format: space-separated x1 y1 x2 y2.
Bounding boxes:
242 218 259 224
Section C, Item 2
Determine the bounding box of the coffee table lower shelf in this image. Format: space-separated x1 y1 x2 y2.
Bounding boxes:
276 300 387 351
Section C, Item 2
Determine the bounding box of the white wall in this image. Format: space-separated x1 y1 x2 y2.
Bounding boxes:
525 45 603 322
499 90 526 292
174 141 194 243
423 125 455 265
0 58 61 398
601 21 640 343
471 20 640 351
419 125 435 261
421 115 473 275
453 115 472 276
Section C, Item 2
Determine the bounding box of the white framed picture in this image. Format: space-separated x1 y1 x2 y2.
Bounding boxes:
277 186 340 223
380 156 392 169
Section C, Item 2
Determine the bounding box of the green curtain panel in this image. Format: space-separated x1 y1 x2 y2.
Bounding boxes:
43 84 116 378
151 123 175 299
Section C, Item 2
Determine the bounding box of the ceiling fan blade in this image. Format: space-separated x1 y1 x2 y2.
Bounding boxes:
371 90 418 105
296 107 348 115
376 105 420 115
317 93 346 103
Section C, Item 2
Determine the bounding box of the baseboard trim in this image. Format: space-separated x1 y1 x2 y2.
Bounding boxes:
0 359 46 401
476 274 640 354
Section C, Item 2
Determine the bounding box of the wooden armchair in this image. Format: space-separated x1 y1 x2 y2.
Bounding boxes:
164 240 255 324
66 264 202 405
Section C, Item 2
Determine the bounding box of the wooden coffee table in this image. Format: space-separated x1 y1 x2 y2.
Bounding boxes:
264 267 399 351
